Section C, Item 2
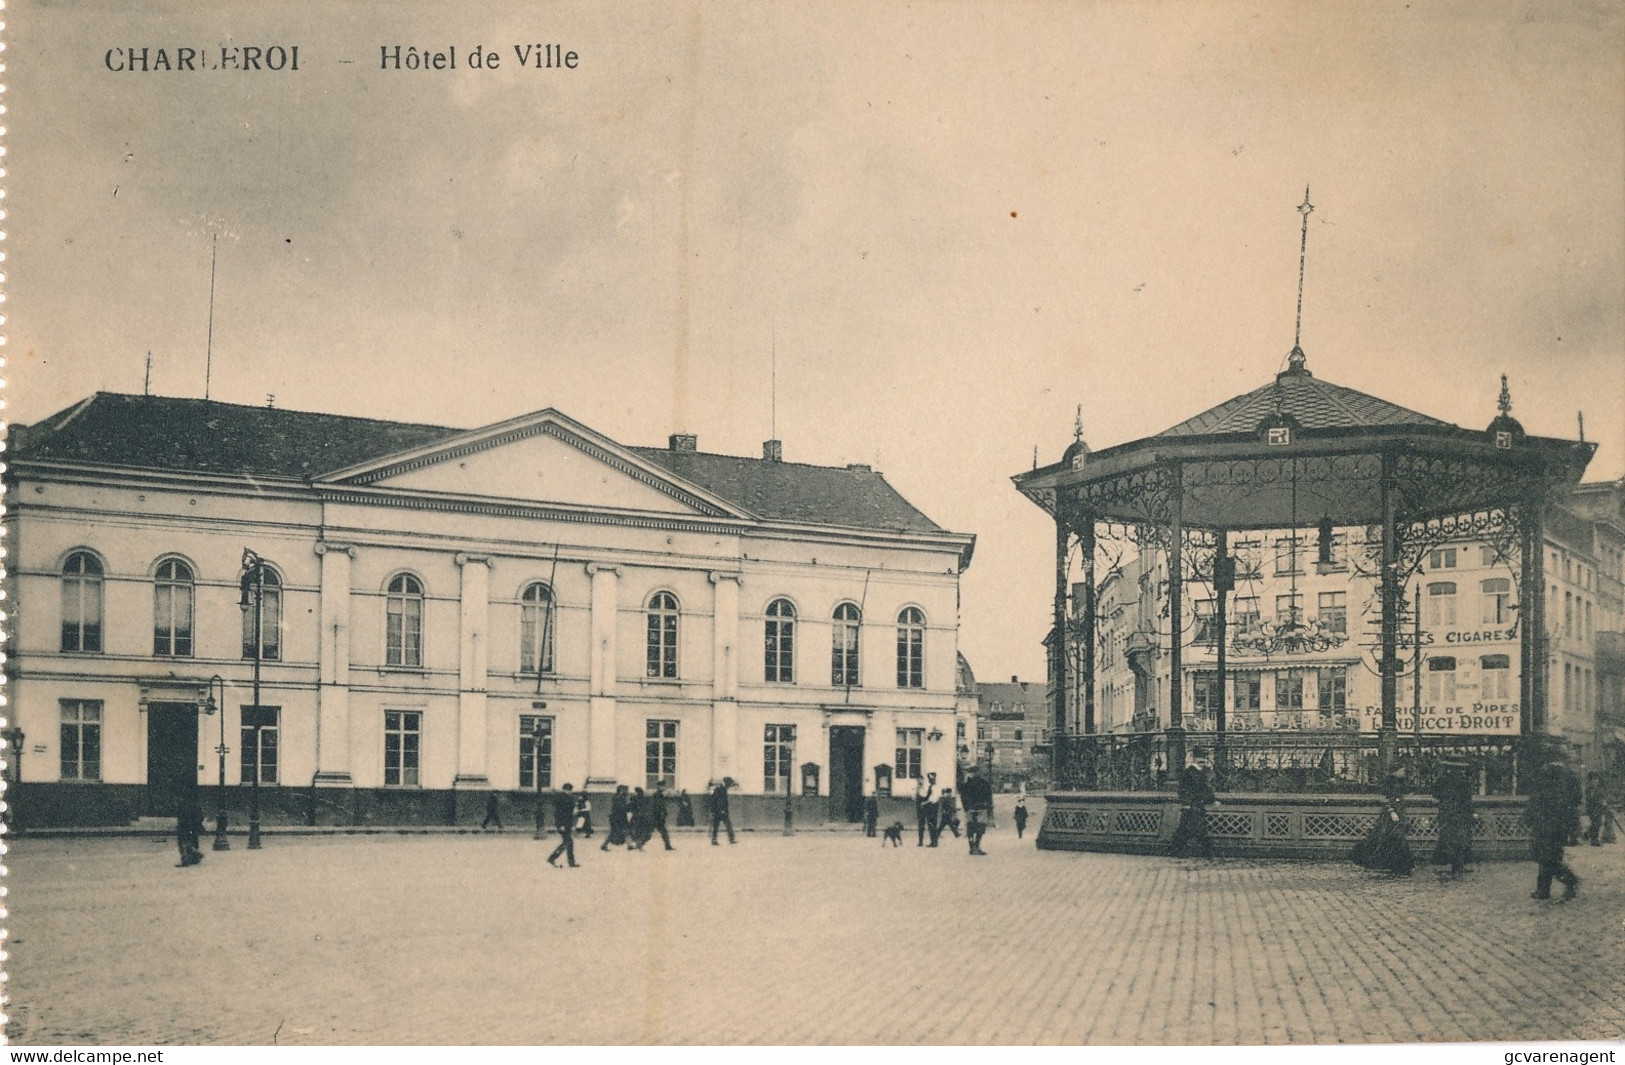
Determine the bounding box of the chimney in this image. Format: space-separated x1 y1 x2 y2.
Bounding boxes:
763 439 783 462
1011 675 1018 683
669 433 697 452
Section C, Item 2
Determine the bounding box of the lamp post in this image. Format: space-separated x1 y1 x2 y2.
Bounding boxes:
200 675 231 850
2 727 26 835
532 711 548 841
239 548 270 850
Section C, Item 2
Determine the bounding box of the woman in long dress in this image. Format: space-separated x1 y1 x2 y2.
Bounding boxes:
1430 761 1475 878
1351 769 1415 876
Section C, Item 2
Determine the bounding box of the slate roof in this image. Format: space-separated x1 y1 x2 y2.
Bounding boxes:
632 447 944 533
11 393 947 535
1155 370 1452 439
11 393 462 479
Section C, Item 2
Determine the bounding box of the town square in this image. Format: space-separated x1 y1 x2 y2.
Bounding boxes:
3 0 1623 1050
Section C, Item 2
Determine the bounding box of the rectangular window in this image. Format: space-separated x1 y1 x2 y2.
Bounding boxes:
1275 593 1302 624
1480 545 1500 567
1192 671 1222 715
1481 654 1511 700
61 569 103 653
1233 597 1261 633
1316 669 1347 713
1425 582 1458 628
1235 675 1262 711
1275 673 1304 711
240 708 280 785
386 597 423 667
646 719 678 788
60 699 102 781
764 724 795 795
1317 591 1347 634
1428 548 1458 571
1233 541 1263 578
1426 657 1458 705
895 728 923 781
518 714 554 790
1480 578 1512 625
384 710 421 787
1194 600 1218 646
1274 537 1302 576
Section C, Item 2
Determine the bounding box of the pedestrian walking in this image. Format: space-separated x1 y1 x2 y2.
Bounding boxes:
1351 769 1415 876
650 785 674 850
481 790 504 832
575 794 594 837
1584 773 1615 846
961 764 994 856
939 788 961 839
1527 757 1581 901
921 772 942 847
547 783 580 868
914 775 931 846
863 792 879 838
629 786 652 849
1430 759 1475 878
601 784 631 851
710 777 737 844
676 790 696 827
1169 748 1217 859
1013 789 1030 839
174 775 205 868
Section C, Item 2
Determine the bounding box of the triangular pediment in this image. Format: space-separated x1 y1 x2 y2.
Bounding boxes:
318 410 748 518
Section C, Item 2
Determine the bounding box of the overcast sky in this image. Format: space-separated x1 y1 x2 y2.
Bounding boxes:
8 0 1623 681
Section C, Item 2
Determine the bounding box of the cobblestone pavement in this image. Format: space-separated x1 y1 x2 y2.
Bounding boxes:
6 822 1624 1045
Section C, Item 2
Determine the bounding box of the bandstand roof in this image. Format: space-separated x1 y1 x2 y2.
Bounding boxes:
1014 363 1596 532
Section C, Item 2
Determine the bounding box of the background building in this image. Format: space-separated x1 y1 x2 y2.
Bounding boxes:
1053 480 1624 776
972 676 1048 792
6 393 975 828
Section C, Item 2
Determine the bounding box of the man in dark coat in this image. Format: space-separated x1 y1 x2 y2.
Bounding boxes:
547 783 579 868
650 785 674 850
175 774 205 868
863 792 879 838
1169 750 1217 859
629 787 652 849
710 777 736 844
1527 758 1581 900
960 765 994 856
1430 760 1475 878
601 784 631 851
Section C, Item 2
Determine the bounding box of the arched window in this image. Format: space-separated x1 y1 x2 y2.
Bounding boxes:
60 551 104 653
896 607 925 689
764 598 795 683
646 592 679 679
241 566 282 661
832 603 861 687
520 583 556 674
153 558 195 657
386 574 424 667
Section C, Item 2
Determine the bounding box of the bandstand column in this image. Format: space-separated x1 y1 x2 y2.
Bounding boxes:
1213 529 1230 781
1166 465 1186 781
1378 451 1401 771
1520 487 1549 736
1080 517 1097 736
1052 513 1070 780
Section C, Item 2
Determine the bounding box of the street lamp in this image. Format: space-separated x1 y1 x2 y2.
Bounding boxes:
2 726 26 835
199 675 230 851
531 710 548 841
239 548 271 850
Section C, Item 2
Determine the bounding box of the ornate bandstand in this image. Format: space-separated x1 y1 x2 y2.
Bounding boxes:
1012 196 1595 857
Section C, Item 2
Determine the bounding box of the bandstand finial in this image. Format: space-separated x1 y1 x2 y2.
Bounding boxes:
1285 186 1315 377
1498 373 1512 416
1074 404 1085 443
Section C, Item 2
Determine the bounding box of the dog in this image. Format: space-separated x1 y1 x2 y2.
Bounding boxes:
881 821 905 847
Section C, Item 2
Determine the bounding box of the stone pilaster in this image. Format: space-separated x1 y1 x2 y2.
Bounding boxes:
709 570 741 783
586 562 621 786
313 542 356 786
453 552 492 788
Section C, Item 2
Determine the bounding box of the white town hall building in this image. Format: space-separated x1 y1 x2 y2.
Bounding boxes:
5 393 975 829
